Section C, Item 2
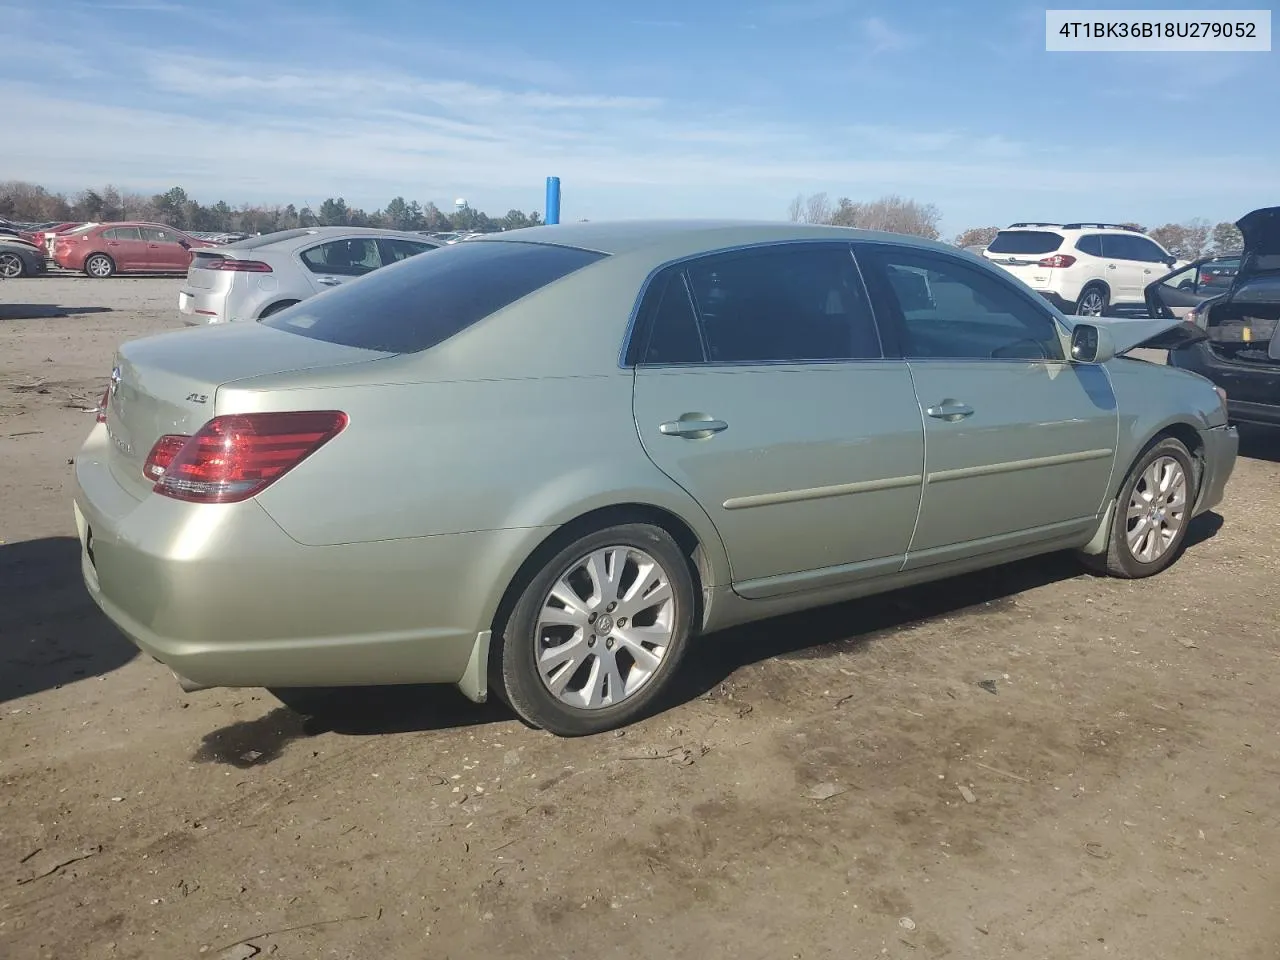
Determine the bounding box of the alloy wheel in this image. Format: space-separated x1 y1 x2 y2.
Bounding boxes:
1078 290 1105 316
1125 455 1187 563
0 253 22 278
534 545 676 709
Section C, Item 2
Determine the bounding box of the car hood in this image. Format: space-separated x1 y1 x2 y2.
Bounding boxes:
1080 315 1207 353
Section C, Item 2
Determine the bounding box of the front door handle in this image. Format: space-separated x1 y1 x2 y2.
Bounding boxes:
317 277 342 286
659 416 728 439
925 399 974 421
1107 263 1117 270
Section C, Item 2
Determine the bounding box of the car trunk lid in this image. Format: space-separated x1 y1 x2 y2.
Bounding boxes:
102 322 394 498
185 249 235 290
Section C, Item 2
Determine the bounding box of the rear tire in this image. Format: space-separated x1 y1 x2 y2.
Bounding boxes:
1081 437 1197 578
84 254 115 279
1074 283 1109 317
497 523 696 736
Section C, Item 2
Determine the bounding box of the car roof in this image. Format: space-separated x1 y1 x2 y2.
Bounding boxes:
472 219 960 258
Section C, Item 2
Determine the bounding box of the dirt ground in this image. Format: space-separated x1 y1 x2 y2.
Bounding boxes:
2 275 1278 960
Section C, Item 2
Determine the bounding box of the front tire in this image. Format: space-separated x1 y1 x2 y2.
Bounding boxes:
1074 283 1109 317
0 252 25 278
1083 437 1197 578
497 523 696 736
84 254 115 279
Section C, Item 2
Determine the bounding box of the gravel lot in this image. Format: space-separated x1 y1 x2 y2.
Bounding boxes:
2 276 1279 960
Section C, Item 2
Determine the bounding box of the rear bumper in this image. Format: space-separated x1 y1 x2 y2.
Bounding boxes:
178 287 228 325
71 424 506 698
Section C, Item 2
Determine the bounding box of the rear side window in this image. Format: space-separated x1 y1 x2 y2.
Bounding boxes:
104 226 142 241
986 230 1064 255
262 240 607 353
1075 234 1104 257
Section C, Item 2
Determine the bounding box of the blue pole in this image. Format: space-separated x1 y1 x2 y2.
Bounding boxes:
545 176 561 225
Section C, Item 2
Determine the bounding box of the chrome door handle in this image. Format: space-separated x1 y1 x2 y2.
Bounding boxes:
317 277 342 286
925 400 974 421
659 417 728 438
1107 263 1117 269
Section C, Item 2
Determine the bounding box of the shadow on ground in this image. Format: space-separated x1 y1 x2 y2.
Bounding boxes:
1238 424 1280 463
0 304 114 321
0 536 137 703
217 513 1221 747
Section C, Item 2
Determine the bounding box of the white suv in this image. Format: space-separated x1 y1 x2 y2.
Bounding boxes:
982 222 1184 316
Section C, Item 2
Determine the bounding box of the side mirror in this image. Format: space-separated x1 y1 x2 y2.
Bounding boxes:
1163 255 1176 267
1071 323 1115 364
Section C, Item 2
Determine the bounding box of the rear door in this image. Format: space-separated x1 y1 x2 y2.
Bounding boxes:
856 241 1118 569
1102 234 1162 305
630 242 925 599
101 226 147 270
299 237 383 291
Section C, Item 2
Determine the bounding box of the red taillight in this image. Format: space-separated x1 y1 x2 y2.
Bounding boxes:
142 434 191 481
202 259 272 273
149 411 348 504
1038 254 1076 268
95 386 110 423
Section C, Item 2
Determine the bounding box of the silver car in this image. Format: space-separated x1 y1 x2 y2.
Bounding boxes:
74 221 1237 737
177 227 441 324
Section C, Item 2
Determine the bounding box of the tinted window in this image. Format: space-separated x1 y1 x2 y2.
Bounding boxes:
986 231 1064 255
377 238 437 264
1103 234 1166 262
681 244 881 363
638 273 704 364
301 237 382 276
141 227 176 242
104 226 142 241
263 240 607 353
1075 234 1104 257
862 247 1064 361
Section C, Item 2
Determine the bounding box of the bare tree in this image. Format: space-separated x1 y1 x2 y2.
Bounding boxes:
1150 220 1213 261
953 226 1001 249
804 192 833 225
787 194 805 223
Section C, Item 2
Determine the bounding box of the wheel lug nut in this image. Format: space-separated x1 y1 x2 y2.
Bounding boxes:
606 602 616 612
605 638 614 649
588 635 595 646
616 617 627 628
588 612 597 623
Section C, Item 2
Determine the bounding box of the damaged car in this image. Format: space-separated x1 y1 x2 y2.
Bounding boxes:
1149 207 1280 428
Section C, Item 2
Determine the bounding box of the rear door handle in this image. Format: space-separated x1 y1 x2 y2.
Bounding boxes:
1107 263 1117 269
659 417 728 438
925 400 974 421
317 277 342 286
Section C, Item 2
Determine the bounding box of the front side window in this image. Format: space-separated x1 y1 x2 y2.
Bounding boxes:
861 246 1065 361
300 237 383 276
141 227 175 243
669 244 881 363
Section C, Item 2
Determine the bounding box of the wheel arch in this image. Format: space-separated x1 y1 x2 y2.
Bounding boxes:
258 299 301 319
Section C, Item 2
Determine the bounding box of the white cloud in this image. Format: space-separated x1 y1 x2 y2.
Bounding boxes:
860 16 917 54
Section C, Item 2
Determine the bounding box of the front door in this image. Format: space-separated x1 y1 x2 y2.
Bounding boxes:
140 226 188 272
1145 257 1241 319
855 242 1119 569
629 242 924 599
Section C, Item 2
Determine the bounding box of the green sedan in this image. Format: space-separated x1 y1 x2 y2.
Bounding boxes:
72 221 1238 736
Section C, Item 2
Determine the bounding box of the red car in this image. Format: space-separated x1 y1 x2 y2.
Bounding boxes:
53 221 213 278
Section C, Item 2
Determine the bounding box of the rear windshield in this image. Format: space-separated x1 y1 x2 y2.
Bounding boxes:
261 240 607 353
987 230 1064 255
224 228 319 250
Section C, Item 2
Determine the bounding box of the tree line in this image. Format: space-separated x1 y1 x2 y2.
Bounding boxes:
789 191 1245 261
0 181 543 235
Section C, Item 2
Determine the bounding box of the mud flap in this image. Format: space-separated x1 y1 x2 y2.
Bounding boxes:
457 629 491 703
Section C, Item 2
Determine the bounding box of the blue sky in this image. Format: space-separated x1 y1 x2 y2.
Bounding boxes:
1 0 1276 236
